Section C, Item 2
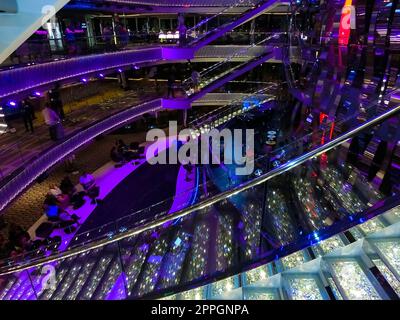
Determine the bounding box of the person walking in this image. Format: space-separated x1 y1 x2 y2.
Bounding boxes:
49 83 65 120
102 24 114 50
178 14 187 46
191 69 201 93
42 103 62 141
167 70 176 98
21 100 34 133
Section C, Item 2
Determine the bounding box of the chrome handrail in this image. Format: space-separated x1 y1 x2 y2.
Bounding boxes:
1 100 399 276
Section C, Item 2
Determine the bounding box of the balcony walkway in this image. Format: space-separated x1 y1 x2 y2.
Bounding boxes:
0 88 156 184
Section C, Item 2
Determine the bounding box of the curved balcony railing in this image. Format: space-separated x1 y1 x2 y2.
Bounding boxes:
0 98 162 213
0 47 163 100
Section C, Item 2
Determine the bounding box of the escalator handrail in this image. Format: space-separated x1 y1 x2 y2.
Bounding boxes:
182 33 284 89
187 0 284 47
1 96 399 276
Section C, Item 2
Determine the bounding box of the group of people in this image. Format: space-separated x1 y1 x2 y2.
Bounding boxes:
101 21 130 50
44 172 102 228
110 139 143 166
0 224 33 261
12 84 65 141
0 166 104 262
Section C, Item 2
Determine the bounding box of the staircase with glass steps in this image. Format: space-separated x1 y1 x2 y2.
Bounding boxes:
162 207 400 300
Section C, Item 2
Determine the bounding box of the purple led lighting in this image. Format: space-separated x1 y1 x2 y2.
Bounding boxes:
8 101 16 107
0 47 163 99
33 91 41 97
101 0 257 5
81 78 88 83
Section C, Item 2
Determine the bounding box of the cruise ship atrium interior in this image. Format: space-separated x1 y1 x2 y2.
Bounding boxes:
0 0 400 302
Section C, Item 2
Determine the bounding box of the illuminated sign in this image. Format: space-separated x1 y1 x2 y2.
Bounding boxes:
338 0 356 45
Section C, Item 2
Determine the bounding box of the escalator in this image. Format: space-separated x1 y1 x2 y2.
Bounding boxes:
182 34 283 96
186 0 286 50
165 34 283 108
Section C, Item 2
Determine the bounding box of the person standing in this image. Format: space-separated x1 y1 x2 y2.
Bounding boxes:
102 24 113 49
178 14 187 46
65 23 77 55
49 83 65 120
148 66 159 91
20 100 34 133
167 67 176 98
191 69 201 93
42 103 61 141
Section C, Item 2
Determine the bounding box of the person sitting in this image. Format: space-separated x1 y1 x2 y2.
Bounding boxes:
43 194 62 222
110 146 124 167
0 234 11 260
79 171 95 191
10 232 34 259
7 224 27 250
59 176 85 209
79 172 101 205
116 139 137 162
116 139 128 152
48 185 62 197
130 142 140 152
60 176 76 196
43 194 80 232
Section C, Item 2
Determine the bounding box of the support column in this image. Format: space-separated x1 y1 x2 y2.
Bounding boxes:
183 109 188 127
118 71 128 90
